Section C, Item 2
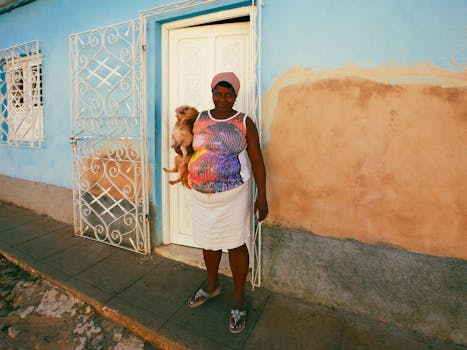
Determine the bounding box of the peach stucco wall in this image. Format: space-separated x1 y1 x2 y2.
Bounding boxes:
263 65 467 260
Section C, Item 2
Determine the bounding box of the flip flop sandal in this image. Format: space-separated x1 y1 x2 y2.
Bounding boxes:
229 309 247 334
187 286 221 308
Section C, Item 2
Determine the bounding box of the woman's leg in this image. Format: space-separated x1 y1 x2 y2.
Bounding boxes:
228 244 249 309
203 249 222 292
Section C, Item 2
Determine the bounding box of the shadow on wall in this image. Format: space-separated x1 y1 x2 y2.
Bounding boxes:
263 66 467 260
78 140 152 201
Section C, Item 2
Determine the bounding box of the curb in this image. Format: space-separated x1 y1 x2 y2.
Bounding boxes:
0 248 186 350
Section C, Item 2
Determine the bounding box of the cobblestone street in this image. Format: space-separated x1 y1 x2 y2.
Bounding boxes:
0 254 158 350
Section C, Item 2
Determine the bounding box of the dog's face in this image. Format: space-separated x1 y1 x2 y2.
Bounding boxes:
175 105 199 122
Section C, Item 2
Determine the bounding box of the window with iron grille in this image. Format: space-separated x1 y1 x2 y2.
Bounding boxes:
0 40 43 147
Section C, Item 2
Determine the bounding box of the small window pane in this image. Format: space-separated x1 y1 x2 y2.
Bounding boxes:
11 69 24 108
31 64 42 107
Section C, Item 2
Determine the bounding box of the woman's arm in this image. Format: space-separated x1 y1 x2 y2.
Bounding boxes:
246 117 268 222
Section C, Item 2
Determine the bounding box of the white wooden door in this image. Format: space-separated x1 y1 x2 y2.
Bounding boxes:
167 22 251 247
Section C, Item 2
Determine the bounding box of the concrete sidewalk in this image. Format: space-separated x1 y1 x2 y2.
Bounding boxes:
0 201 464 350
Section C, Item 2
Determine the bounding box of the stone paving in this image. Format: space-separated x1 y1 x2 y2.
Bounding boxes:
0 254 158 350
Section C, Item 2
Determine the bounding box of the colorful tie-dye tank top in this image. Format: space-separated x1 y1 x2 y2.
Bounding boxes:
188 110 250 194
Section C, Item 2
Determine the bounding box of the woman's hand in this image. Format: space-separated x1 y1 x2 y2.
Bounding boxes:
254 196 268 222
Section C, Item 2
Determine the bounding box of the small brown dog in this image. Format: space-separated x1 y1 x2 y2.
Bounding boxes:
163 105 199 187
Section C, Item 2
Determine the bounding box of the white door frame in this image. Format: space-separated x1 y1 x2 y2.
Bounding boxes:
161 6 255 245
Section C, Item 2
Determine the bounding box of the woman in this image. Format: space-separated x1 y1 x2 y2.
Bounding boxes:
187 72 268 334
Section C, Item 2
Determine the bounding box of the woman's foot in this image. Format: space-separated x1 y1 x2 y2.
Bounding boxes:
229 308 247 334
187 285 221 308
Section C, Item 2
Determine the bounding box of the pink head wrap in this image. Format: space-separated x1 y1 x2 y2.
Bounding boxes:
211 72 240 95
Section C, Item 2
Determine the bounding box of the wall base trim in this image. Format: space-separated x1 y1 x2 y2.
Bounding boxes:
0 174 73 224
261 225 467 345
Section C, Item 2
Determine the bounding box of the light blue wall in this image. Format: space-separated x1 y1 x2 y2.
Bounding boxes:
0 0 157 188
262 0 466 89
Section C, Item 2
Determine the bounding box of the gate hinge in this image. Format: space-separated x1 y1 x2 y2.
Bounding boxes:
142 43 146 52
145 213 149 222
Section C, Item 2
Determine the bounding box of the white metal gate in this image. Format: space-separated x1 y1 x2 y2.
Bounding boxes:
249 0 263 289
69 20 150 254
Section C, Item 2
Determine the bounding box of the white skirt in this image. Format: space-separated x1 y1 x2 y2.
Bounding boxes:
191 180 252 250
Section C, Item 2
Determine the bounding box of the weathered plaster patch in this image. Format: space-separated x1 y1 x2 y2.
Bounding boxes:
263 66 467 259
263 64 467 143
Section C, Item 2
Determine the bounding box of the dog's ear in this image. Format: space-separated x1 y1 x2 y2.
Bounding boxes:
175 105 187 115
187 107 199 120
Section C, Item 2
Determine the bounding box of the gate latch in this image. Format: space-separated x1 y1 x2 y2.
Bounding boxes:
69 136 83 146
